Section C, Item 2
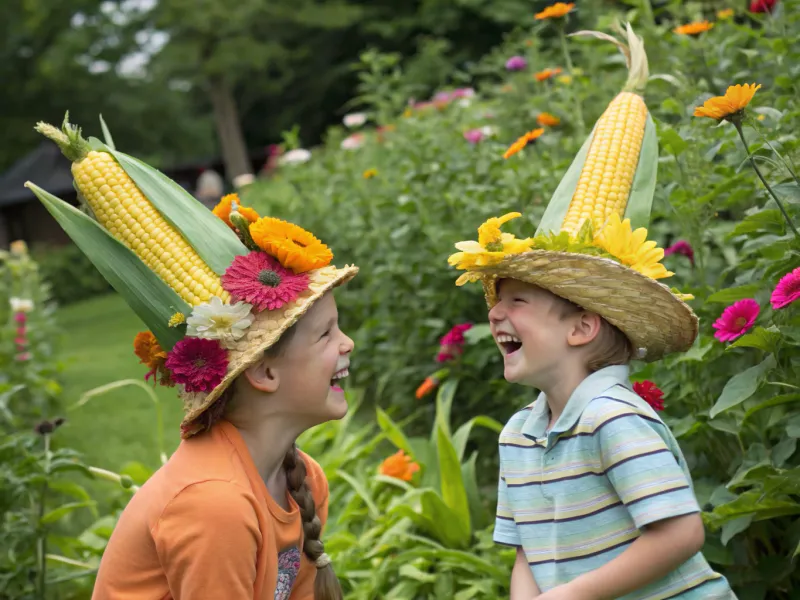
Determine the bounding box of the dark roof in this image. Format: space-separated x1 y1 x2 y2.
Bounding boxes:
0 142 76 208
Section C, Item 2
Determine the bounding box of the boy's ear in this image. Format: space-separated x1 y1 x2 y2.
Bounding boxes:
567 311 602 348
243 358 280 393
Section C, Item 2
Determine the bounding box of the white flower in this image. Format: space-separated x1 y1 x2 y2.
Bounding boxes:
279 149 311 165
340 134 365 150
480 125 497 137
343 112 367 128
186 297 254 349
10 297 34 313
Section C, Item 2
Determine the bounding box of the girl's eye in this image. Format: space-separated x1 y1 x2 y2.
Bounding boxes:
321 329 331 339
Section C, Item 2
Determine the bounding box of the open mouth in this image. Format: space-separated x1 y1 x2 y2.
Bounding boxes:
330 367 350 388
496 333 522 355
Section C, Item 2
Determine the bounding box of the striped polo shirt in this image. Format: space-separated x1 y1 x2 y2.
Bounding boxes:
494 366 736 599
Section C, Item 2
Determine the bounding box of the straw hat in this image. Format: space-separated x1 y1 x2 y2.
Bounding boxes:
448 24 698 361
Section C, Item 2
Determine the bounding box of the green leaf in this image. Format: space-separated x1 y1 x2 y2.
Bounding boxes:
709 355 776 418
398 564 437 583
705 491 800 530
99 115 115 150
659 126 687 157
452 415 503 462
463 323 492 343
535 124 597 235
730 210 786 237
24 182 189 350
47 482 97 518
335 470 380 521
707 418 740 436
787 415 800 438
727 326 782 353
706 284 762 304
461 452 489 530
624 114 658 230
743 394 800 423
91 139 247 275
41 501 96 525
773 437 797 467
434 378 459 441
419 490 469 548
674 342 712 364
436 423 471 539
772 182 800 205
721 515 754 546
376 407 413 456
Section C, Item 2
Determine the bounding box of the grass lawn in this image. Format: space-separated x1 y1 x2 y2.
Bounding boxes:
56 293 184 477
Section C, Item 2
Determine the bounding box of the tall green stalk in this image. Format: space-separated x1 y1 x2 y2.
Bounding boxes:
558 26 585 135
37 433 52 599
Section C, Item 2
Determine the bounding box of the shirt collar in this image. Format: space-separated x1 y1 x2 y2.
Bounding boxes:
521 365 632 442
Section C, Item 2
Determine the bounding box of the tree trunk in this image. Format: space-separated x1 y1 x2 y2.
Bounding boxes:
206 77 253 185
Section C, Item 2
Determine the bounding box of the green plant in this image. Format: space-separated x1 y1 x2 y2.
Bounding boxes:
32 242 112 307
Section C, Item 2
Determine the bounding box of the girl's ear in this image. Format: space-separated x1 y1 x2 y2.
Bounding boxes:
243 358 280 393
566 311 602 348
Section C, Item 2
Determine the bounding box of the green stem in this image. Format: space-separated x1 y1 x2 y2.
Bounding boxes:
37 434 51 599
734 122 800 240
751 122 800 188
558 26 585 135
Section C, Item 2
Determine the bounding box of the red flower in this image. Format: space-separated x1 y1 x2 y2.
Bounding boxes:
166 337 229 393
14 312 26 325
221 251 309 312
633 381 665 411
664 240 695 266
749 0 777 13
436 323 472 363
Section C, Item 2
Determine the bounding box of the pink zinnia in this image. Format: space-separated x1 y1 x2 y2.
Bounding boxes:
436 323 473 363
14 312 26 325
712 299 759 342
770 267 800 310
222 251 309 312
505 56 527 71
749 0 777 12
464 129 484 144
165 337 229 393
633 380 665 411
664 240 695 266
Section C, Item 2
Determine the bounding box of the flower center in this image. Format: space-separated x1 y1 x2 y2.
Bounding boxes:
485 241 504 252
258 269 282 287
211 315 236 328
193 358 206 368
735 317 747 328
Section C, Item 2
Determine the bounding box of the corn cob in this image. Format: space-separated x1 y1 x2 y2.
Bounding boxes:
561 24 650 235
36 117 228 306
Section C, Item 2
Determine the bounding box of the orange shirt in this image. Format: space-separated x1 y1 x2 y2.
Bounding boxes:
92 420 328 600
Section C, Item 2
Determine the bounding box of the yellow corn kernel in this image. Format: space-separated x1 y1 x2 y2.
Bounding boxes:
71 150 228 305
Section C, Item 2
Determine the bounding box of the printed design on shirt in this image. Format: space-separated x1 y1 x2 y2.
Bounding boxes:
275 546 301 600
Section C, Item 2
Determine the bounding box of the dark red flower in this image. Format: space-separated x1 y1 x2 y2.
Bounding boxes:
749 0 777 13
436 323 472 363
633 380 665 411
166 337 229 393
664 240 695 266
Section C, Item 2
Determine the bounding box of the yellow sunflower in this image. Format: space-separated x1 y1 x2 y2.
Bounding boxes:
535 2 575 20
593 214 673 280
694 83 761 121
212 193 260 229
448 212 532 272
250 217 333 273
503 128 545 159
673 21 714 35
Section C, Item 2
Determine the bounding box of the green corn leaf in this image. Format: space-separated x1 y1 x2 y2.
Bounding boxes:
436 422 471 538
25 182 189 350
623 114 658 230
89 138 247 275
535 124 597 236
99 115 115 150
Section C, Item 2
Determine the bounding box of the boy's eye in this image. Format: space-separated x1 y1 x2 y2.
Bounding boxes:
513 297 527 304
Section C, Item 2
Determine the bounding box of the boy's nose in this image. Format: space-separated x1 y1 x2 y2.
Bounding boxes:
488 302 506 323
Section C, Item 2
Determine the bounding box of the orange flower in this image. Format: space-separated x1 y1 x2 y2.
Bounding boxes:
537 112 561 127
535 67 563 82
249 217 333 273
415 375 440 399
133 331 173 386
694 83 761 121
535 2 574 19
673 21 714 35
503 128 545 159
379 450 420 481
213 193 260 229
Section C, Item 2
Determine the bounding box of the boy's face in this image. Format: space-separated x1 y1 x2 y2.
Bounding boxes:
488 279 575 387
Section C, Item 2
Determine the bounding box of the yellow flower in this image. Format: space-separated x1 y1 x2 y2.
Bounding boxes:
717 8 734 19
455 272 484 286
363 168 378 179
673 21 714 35
535 2 575 20
556 74 572 85
448 212 532 270
503 128 545 159
212 193 260 229
168 312 186 327
694 83 761 121
250 217 333 273
593 214 673 280
537 112 561 127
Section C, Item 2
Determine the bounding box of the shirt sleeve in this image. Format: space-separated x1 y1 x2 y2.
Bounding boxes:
154 480 262 599
595 404 700 529
289 453 330 600
493 465 521 547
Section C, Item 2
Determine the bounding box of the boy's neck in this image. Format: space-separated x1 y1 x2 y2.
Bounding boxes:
540 365 591 428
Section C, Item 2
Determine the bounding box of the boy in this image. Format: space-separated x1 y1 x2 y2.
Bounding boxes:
447 25 736 600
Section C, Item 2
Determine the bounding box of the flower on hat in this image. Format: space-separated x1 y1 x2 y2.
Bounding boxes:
437 323 473 362
535 68 563 82
9 297 34 313
674 21 714 35
535 2 574 20
448 212 532 279
166 337 229 393
664 240 695 266
694 84 761 122
537 113 561 127
712 299 759 342
186 296 254 348
593 214 673 280
379 450 420 481
503 128 544 159
212 193 260 229
770 267 800 310
222 251 309 312
169 312 187 327
133 331 173 385
249 217 333 274
633 380 665 411
505 56 528 71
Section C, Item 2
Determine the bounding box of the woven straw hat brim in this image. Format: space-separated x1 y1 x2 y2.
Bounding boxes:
476 250 698 361
180 264 359 433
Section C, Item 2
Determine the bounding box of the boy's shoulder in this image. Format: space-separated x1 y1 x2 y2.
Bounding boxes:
500 403 536 438
581 383 659 420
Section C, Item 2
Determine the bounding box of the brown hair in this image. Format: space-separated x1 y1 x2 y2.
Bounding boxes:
182 324 342 599
551 295 633 371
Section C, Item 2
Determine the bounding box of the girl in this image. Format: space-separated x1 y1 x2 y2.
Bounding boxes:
29 117 358 600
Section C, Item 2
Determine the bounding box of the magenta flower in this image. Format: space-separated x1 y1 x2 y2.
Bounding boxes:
505 56 528 71
770 267 800 310
436 323 473 363
166 337 229 393
14 312 26 325
464 129 484 144
222 251 309 312
712 299 759 342
664 240 695 266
